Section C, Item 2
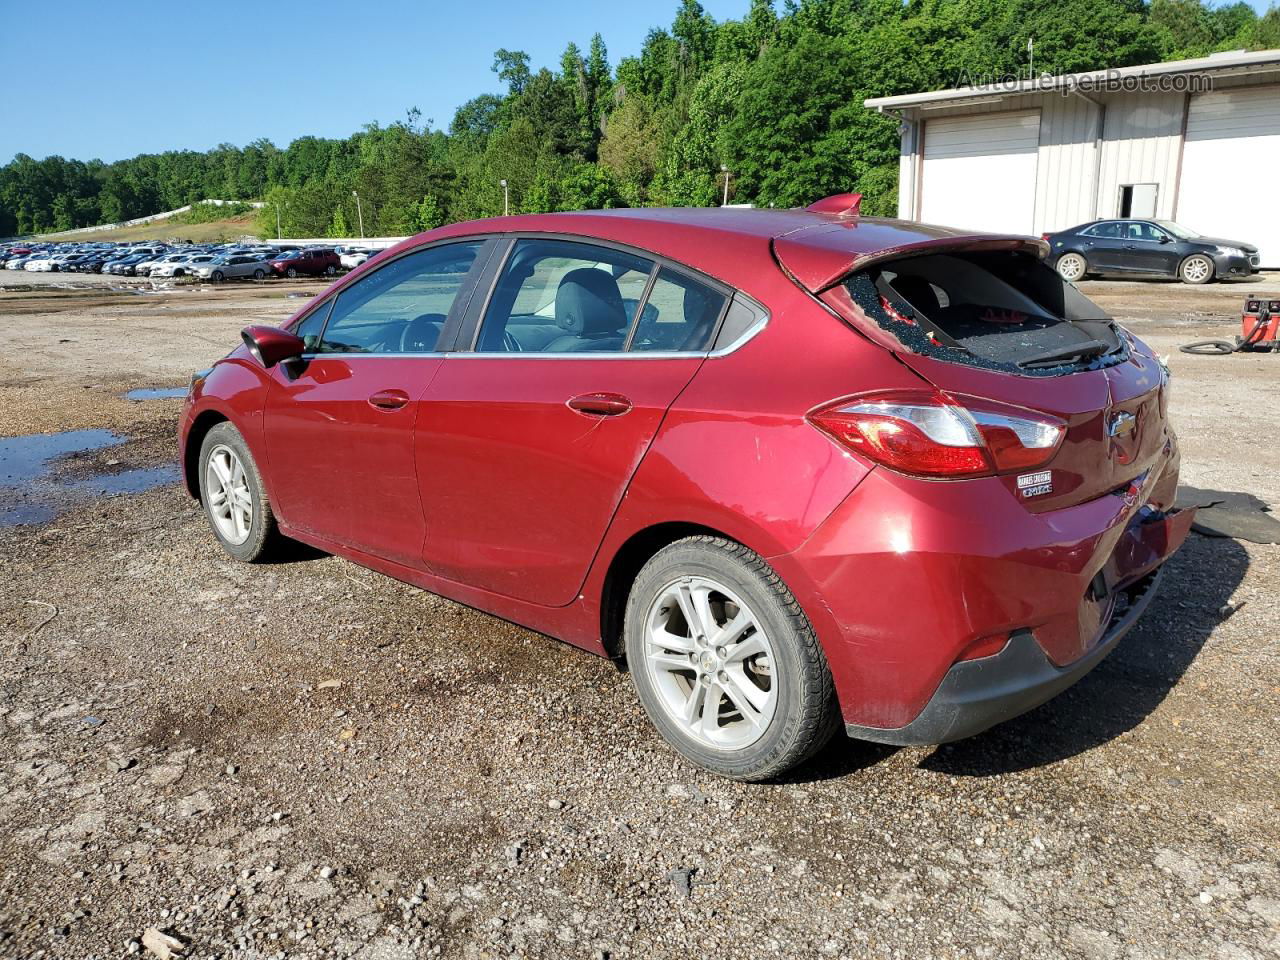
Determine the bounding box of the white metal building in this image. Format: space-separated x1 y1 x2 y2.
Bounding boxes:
864 50 1280 266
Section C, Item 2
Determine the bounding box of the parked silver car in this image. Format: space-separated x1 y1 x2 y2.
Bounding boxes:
193 254 273 282
153 254 216 278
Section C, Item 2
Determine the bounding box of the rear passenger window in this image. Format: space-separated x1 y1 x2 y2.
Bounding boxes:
476 239 653 352
629 268 727 352
316 242 481 354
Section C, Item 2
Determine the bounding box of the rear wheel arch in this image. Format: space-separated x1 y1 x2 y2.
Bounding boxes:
599 522 749 660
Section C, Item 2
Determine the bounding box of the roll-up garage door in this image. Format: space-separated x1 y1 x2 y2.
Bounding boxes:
920 111 1040 235
1178 86 1280 267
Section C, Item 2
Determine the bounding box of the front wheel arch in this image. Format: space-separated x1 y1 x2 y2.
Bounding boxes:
183 410 229 498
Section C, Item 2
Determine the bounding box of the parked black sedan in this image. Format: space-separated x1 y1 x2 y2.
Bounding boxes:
1045 219 1260 285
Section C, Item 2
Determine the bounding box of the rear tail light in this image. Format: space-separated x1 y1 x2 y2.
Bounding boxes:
1040 233 1051 242
808 390 1065 479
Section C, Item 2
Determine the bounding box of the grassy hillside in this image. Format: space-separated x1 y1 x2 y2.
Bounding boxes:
39 212 260 244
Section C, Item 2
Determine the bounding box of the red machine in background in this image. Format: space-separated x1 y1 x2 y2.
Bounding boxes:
1181 296 1280 354
1241 297 1280 351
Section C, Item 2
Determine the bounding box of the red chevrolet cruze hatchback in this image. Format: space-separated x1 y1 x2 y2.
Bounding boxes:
179 198 1192 780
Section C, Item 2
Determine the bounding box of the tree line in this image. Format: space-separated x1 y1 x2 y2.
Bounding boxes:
2 0 1276 238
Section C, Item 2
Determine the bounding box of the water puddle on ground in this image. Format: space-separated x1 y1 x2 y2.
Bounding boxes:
125 387 186 401
0 429 178 527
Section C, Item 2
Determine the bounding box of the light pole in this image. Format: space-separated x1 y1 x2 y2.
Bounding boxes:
352 190 365 238
720 165 732 207
500 179 509 217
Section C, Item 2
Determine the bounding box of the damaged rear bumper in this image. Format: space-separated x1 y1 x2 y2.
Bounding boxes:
844 568 1161 745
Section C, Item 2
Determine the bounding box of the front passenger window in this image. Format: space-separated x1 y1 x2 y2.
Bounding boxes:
318 242 481 354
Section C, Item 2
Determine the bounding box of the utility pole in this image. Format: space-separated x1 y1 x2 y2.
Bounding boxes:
500 179 510 216
352 190 365 238
720 165 732 207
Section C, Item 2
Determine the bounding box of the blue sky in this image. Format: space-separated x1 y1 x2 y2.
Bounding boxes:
3 0 1274 164
0 0 750 164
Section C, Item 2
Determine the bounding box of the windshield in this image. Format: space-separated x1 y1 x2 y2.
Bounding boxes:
1153 220 1198 239
275 250 300 260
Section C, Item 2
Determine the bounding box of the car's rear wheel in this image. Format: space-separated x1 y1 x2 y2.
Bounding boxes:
1180 254 1213 284
198 422 280 563
253 268 265 280
624 536 839 781
1056 252 1087 282
325 264 337 276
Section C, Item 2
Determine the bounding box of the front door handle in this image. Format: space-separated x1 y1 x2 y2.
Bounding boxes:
567 392 632 417
368 389 410 410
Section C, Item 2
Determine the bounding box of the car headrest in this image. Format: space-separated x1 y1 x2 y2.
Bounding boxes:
891 275 941 316
555 268 626 338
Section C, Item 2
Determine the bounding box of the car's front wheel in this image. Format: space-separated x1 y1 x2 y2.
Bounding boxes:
198 422 280 562
624 536 839 781
286 266 298 278
325 264 337 276
1056 252 1087 282
1180 254 1214 284
211 270 225 282
253 268 265 280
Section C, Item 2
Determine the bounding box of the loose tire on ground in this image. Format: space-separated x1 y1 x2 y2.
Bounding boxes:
624 535 840 781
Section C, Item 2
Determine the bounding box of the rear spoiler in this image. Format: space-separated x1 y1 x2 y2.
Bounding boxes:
773 227 1051 294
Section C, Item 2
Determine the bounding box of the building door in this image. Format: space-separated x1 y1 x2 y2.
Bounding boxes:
1118 184 1158 219
1178 86 1280 267
920 111 1040 235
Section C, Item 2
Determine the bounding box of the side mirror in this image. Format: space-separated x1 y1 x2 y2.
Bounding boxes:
241 324 305 368
1158 235 1172 243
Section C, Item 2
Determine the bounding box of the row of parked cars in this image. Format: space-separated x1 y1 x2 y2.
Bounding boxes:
0 241 379 281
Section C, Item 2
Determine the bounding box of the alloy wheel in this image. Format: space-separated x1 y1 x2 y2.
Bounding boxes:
643 576 777 750
205 444 253 545
1182 256 1211 283
1057 253 1085 282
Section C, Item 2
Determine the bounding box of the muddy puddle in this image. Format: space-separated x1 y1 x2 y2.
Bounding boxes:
0 428 178 527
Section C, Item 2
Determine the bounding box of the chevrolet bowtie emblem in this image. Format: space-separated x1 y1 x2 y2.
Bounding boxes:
1107 411 1137 437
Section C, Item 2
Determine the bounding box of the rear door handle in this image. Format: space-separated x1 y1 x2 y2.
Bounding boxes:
368 389 410 410
567 392 632 417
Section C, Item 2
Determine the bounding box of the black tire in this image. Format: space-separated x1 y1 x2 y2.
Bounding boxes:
253 268 265 280
624 535 840 781
211 270 225 282
1055 252 1087 282
197 422 281 562
1180 254 1214 285
286 266 298 279
324 264 337 276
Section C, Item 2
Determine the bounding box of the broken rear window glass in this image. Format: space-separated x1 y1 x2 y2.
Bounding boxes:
844 250 1128 376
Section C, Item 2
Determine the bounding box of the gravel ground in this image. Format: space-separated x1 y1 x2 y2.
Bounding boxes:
0 269 1277 960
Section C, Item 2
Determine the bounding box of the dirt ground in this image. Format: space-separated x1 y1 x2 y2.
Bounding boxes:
0 269 1277 960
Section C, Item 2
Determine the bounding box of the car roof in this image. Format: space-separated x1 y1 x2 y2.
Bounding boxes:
417 207 1044 295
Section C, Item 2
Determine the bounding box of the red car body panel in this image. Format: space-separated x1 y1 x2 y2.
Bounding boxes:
179 206 1192 742
415 355 704 605
264 356 440 567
